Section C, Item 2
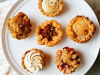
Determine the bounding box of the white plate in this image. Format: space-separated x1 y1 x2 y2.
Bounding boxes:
2 0 100 75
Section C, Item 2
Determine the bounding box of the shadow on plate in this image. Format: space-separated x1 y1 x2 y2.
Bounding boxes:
27 21 37 38
43 53 51 69
57 0 69 17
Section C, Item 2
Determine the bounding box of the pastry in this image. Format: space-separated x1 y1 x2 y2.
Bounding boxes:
21 49 46 73
55 47 80 74
7 12 32 40
38 0 64 17
66 15 96 43
35 20 63 47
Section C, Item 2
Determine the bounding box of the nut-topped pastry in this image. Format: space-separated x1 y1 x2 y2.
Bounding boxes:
38 0 64 17
21 49 46 73
55 47 80 74
66 16 96 43
7 12 32 40
36 20 63 47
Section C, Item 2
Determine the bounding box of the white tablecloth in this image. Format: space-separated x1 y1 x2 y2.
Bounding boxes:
0 0 18 75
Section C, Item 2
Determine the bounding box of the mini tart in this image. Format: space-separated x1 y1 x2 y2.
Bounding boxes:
35 20 63 47
55 47 80 74
7 12 32 40
38 0 64 17
21 49 46 73
66 15 96 43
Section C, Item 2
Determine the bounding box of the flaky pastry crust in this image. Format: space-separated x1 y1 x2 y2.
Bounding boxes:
36 20 63 47
66 16 96 43
38 0 64 17
21 49 46 73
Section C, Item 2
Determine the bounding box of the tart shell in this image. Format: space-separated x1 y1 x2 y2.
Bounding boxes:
55 47 80 74
38 0 64 17
66 15 96 43
7 12 32 40
21 49 46 73
35 20 63 47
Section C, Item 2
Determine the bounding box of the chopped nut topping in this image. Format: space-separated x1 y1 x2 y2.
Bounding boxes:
40 25 57 41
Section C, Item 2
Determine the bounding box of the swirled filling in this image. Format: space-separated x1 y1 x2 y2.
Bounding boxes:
24 50 44 73
42 0 58 13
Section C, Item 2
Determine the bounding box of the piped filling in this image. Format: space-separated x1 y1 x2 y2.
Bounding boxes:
42 0 58 13
24 50 44 73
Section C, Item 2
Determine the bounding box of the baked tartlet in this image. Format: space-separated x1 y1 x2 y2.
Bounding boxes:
21 49 46 73
66 15 96 43
55 47 80 74
38 0 64 17
7 12 32 40
36 20 63 47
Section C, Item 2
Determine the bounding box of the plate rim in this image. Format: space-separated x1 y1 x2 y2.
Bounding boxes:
1 0 100 75
1 0 25 75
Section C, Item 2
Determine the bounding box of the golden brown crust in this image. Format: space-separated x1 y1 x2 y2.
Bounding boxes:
7 12 32 40
21 49 46 73
55 47 80 74
35 20 63 47
66 15 96 43
38 0 64 17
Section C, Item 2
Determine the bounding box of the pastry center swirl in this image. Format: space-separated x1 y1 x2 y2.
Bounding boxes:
73 21 89 38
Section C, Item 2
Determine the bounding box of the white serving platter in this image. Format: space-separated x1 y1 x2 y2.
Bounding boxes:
1 0 100 75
